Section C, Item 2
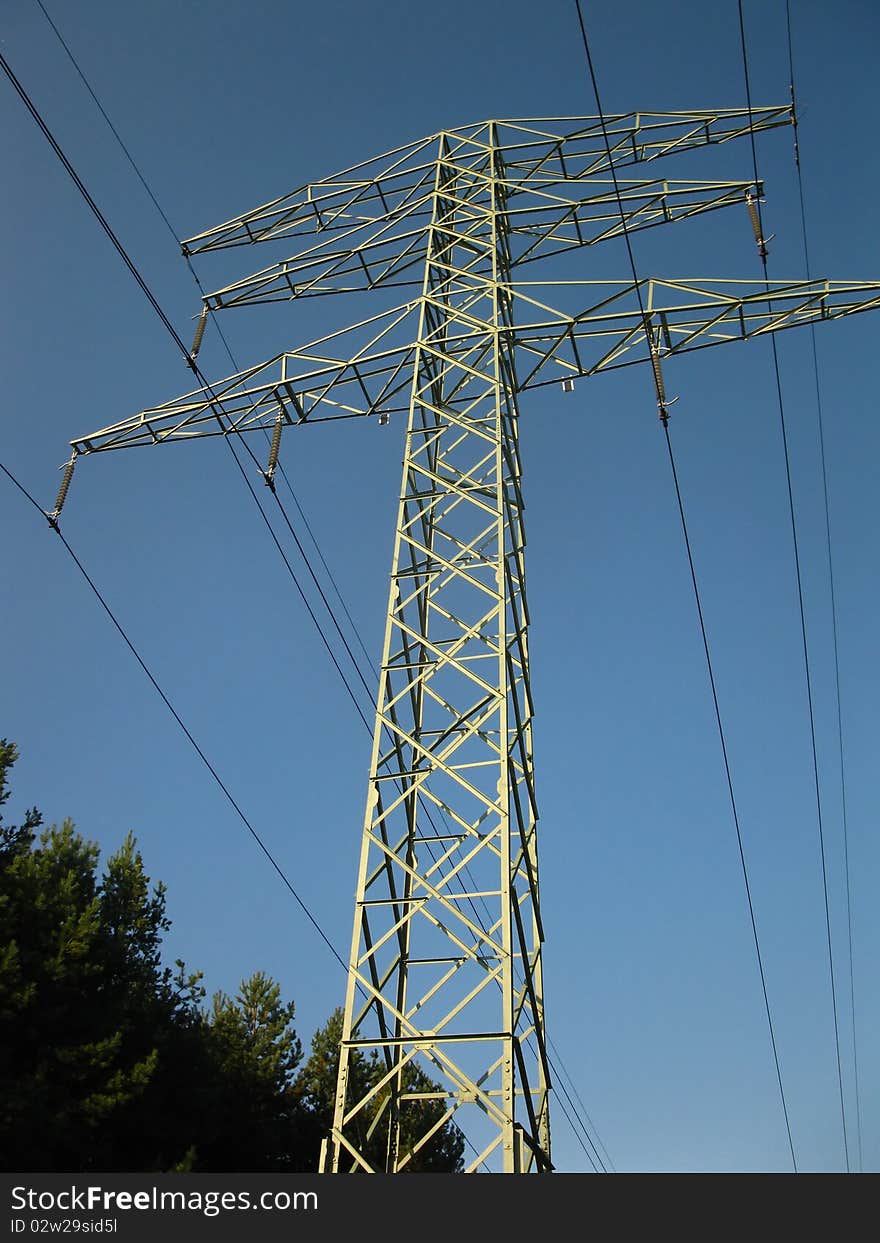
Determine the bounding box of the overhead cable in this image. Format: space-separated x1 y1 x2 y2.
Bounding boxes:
571 0 797 1171
10 23 614 1171
737 0 849 1172
785 0 862 1171
33 0 373 667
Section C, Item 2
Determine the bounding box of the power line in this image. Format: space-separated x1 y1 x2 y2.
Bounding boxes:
34 0 372 680
571 0 798 1170
0 49 190 359
660 420 797 1169
34 0 373 667
0 37 387 958
570 2 649 326
546 1051 607 1172
12 21 615 1171
0 455 490 1175
0 44 379 744
34 0 179 247
34 0 244 384
0 456 348 973
784 0 862 1172
547 1033 616 1172
551 1082 600 1172
1 39 560 1173
737 0 849 1173
277 483 375 672
10 5 445 969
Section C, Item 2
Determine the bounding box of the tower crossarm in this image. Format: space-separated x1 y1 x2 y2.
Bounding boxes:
182 108 790 255
68 279 880 455
201 178 763 307
182 134 440 253
507 278 880 389
58 105 879 1174
204 210 431 306
488 108 793 186
506 178 763 267
69 304 419 455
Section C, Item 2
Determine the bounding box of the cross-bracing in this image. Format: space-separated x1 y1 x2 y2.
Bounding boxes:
65 110 880 1172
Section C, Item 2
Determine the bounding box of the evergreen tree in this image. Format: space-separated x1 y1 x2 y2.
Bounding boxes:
0 741 464 1173
196 972 308 1171
0 741 202 1170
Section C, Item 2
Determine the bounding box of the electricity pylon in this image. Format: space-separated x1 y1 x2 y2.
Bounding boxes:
63 110 880 1173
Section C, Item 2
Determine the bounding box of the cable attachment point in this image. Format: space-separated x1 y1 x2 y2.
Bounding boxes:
746 190 773 261
48 451 77 527
263 411 284 489
788 83 801 168
648 340 676 427
189 305 210 363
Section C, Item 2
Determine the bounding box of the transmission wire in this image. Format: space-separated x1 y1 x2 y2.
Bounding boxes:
0 457 347 973
32 0 489 919
33 0 374 671
784 0 862 1172
3 27 478 1128
11 24 613 1171
552 1087 600 1172
571 0 797 1170
0 40 514 1175
0 457 491 1175
737 0 849 1172
547 1034 616 1172
5 26 540 1180
547 1053 605 1171
0 43 380 744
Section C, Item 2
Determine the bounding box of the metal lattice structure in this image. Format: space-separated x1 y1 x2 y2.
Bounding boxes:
66 110 880 1173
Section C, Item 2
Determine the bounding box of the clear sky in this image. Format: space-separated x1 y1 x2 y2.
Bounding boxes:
2 0 878 1173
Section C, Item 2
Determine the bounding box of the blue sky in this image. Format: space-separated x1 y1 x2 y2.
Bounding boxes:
2 0 878 1172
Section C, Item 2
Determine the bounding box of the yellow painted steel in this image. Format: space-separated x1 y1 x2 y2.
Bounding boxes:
325 129 548 1172
66 109 880 1171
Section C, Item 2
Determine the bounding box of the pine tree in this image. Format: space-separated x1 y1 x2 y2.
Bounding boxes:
197 972 307 1171
0 741 463 1173
0 741 202 1170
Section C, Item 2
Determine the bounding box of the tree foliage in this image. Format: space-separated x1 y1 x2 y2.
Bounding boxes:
0 740 205 1170
0 740 463 1172
197 973 305 1171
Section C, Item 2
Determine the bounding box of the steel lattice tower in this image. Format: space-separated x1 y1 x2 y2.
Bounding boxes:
64 110 880 1173
324 129 548 1175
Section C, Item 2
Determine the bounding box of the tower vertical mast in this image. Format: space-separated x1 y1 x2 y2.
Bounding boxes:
323 124 550 1173
66 105 880 1173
